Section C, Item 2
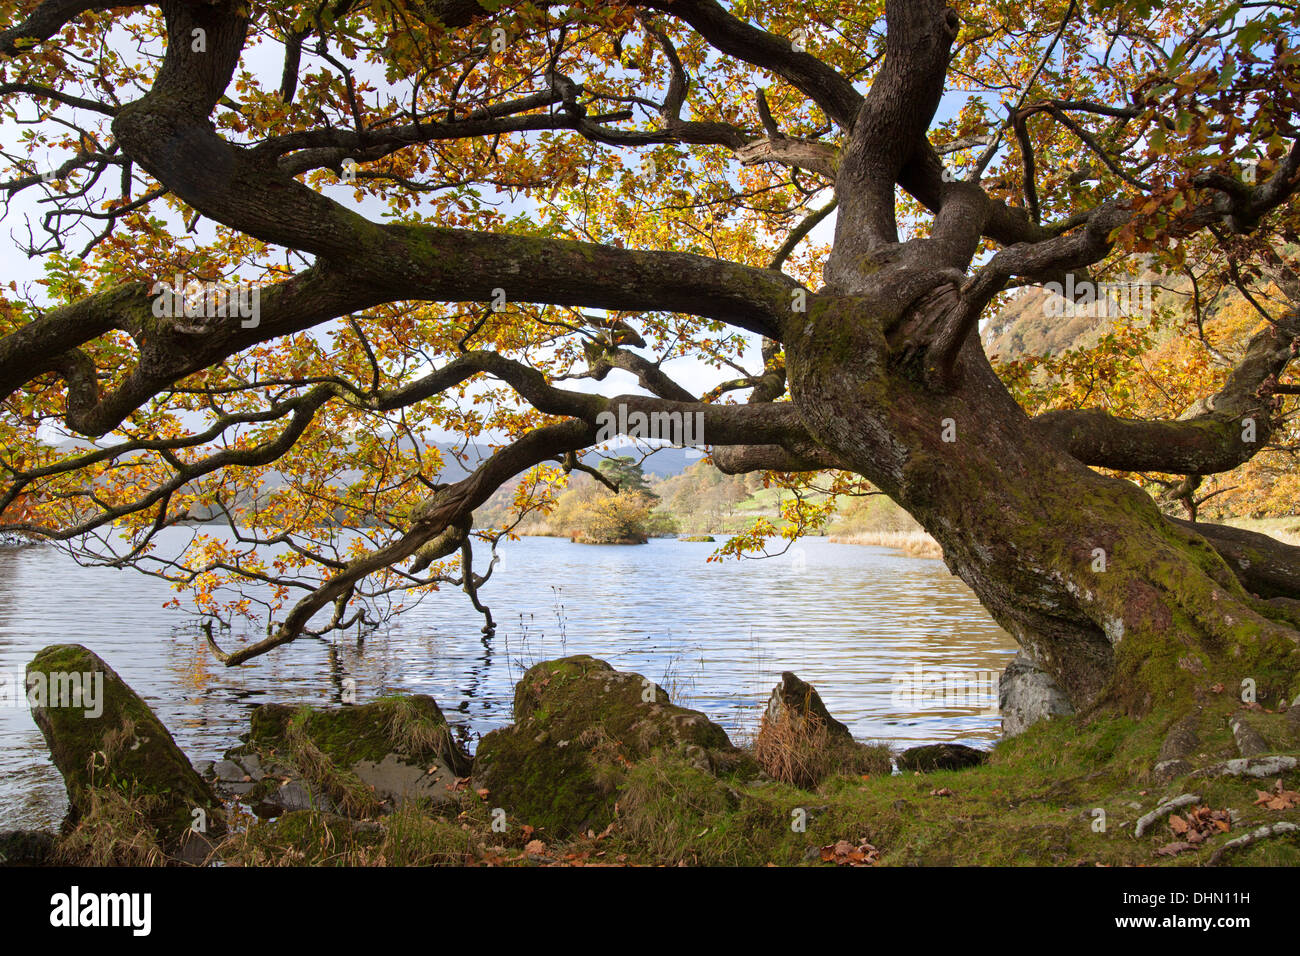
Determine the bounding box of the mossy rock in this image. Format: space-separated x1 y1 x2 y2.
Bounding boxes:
228 694 471 818
680 535 716 542
473 656 743 836
243 695 467 768
26 643 224 851
896 743 988 773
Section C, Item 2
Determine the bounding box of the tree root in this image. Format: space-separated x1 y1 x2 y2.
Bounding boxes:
1207 822 1300 866
1191 755 1299 779
1229 713 1270 758
1133 793 1200 839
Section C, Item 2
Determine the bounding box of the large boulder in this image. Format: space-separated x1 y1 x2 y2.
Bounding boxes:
220 694 472 818
27 644 224 855
998 653 1074 737
473 655 743 836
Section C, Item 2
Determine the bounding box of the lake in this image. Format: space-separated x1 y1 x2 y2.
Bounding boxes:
0 531 1018 830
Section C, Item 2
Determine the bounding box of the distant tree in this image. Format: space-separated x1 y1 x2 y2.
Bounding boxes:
596 456 655 498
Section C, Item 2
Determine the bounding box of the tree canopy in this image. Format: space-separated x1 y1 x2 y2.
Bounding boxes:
1 0 1298 709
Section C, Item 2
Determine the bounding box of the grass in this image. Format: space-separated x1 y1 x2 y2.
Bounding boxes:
593 701 1300 867
54 785 169 867
752 710 892 789
46 657 1300 868
283 711 384 818
1221 516 1300 546
70 700 1300 867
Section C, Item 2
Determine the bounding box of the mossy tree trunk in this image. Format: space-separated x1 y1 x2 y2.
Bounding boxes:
788 295 1300 716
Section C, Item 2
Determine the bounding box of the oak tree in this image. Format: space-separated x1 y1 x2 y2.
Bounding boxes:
2 0 1300 724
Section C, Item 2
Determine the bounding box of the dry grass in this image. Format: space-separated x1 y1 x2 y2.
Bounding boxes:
54 786 168 866
284 715 383 818
829 530 943 559
752 712 891 789
382 696 457 762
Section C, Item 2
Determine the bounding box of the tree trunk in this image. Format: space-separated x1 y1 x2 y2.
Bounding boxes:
788 293 1300 717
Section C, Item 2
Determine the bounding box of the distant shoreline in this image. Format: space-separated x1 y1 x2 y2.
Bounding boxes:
828 531 943 559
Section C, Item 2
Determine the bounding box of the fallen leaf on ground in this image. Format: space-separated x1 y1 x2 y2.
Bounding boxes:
1169 805 1231 843
819 839 880 866
930 787 954 797
1254 779 1300 811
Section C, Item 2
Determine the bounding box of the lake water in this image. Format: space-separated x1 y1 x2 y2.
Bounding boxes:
0 531 1018 830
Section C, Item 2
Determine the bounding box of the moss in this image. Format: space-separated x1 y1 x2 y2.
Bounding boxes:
508 656 732 752
473 656 738 837
27 644 223 848
474 729 617 836
605 710 1300 866
245 694 467 771
201 700 1300 867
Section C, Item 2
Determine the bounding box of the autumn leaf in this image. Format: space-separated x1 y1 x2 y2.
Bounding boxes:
1254 779 1300 811
819 839 880 866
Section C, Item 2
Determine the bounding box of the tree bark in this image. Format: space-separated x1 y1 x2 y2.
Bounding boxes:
787 295 1300 714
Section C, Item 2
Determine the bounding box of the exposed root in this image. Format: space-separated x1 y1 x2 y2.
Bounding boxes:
1191 755 1300 779
1229 713 1270 758
1133 793 1200 839
1207 821 1300 866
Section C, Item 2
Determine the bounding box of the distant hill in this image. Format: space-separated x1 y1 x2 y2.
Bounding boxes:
982 286 1112 360
982 260 1169 360
426 440 704 482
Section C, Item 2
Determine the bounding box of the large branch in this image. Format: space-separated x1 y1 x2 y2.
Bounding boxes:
1033 307 1300 474
825 0 960 289
0 3 799 445
0 0 143 56
1169 518 1300 602
0 216 799 437
578 343 843 473
637 0 863 128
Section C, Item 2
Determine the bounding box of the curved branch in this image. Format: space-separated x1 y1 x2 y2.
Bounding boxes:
1033 308 1300 475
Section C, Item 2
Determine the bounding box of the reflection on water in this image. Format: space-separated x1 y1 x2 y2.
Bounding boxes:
0 531 1017 829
